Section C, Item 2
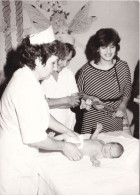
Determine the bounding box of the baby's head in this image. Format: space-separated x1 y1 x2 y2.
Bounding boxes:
102 142 124 158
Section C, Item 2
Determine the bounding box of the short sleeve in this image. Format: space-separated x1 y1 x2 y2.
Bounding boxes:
76 67 85 92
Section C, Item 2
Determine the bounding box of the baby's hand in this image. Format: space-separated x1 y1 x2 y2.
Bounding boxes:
90 156 101 167
96 122 103 132
92 159 101 167
90 122 103 139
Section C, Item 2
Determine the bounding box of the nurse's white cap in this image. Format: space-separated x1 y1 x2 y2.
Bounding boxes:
29 26 55 45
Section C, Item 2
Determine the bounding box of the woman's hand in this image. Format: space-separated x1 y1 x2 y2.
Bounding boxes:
114 102 126 118
78 92 104 111
92 97 104 110
62 142 83 161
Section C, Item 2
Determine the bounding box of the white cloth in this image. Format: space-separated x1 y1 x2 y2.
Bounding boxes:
41 67 78 130
38 133 139 195
66 135 84 149
0 66 49 195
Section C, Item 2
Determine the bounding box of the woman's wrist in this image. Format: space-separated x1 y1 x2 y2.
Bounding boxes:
58 139 66 151
120 101 127 107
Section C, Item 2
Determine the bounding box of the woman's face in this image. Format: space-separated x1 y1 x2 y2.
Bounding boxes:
44 55 58 79
98 43 116 62
36 55 58 80
56 51 72 73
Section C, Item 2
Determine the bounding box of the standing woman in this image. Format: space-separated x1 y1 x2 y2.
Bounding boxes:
0 34 82 195
75 28 131 134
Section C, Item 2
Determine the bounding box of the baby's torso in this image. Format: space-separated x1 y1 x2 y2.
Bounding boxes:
84 139 104 158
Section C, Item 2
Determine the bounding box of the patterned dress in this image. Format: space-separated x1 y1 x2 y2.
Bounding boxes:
76 59 131 134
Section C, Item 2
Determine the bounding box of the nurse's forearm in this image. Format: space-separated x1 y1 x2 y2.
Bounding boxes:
46 95 80 109
30 136 65 151
47 97 70 109
49 114 68 134
30 137 83 161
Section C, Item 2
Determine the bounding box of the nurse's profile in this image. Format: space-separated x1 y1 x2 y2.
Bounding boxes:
0 26 82 195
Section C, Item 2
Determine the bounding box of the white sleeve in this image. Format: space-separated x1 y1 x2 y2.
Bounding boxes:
14 85 49 144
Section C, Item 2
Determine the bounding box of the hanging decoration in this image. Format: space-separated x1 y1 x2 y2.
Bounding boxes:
2 0 12 53
15 0 23 46
24 1 97 44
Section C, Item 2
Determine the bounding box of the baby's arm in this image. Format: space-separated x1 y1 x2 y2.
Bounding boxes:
90 155 101 167
90 122 103 139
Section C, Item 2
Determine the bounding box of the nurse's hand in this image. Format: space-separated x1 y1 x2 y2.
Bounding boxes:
66 130 80 142
62 142 83 161
67 94 80 108
78 92 104 111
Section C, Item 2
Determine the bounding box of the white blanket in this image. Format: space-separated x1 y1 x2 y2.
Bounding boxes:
38 132 139 195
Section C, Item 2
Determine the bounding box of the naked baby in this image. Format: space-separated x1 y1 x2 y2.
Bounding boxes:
48 123 124 166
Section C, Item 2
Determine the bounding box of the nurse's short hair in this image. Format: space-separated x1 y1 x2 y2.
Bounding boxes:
65 43 76 59
17 37 67 70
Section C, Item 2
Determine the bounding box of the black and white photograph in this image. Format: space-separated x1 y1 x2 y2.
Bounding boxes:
0 0 139 194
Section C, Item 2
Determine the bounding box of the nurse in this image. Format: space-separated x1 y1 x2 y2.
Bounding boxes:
0 27 82 195
41 43 80 130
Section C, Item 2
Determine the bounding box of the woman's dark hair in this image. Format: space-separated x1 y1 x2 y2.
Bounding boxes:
43 40 69 62
16 37 46 70
85 28 121 64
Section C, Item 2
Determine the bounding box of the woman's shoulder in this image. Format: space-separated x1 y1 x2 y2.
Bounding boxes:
116 59 128 66
76 62 90 74
116 59 130 71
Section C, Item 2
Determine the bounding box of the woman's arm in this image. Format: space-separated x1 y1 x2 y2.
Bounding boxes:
49 114 80 140
30 136 82 161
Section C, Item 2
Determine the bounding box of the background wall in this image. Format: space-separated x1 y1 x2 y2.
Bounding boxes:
0 1 139 82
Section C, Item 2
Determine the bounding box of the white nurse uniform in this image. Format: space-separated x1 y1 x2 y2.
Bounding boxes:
41 67 78 130
0 66 49 195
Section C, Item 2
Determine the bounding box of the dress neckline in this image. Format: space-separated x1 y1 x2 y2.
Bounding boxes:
88 60 118 72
